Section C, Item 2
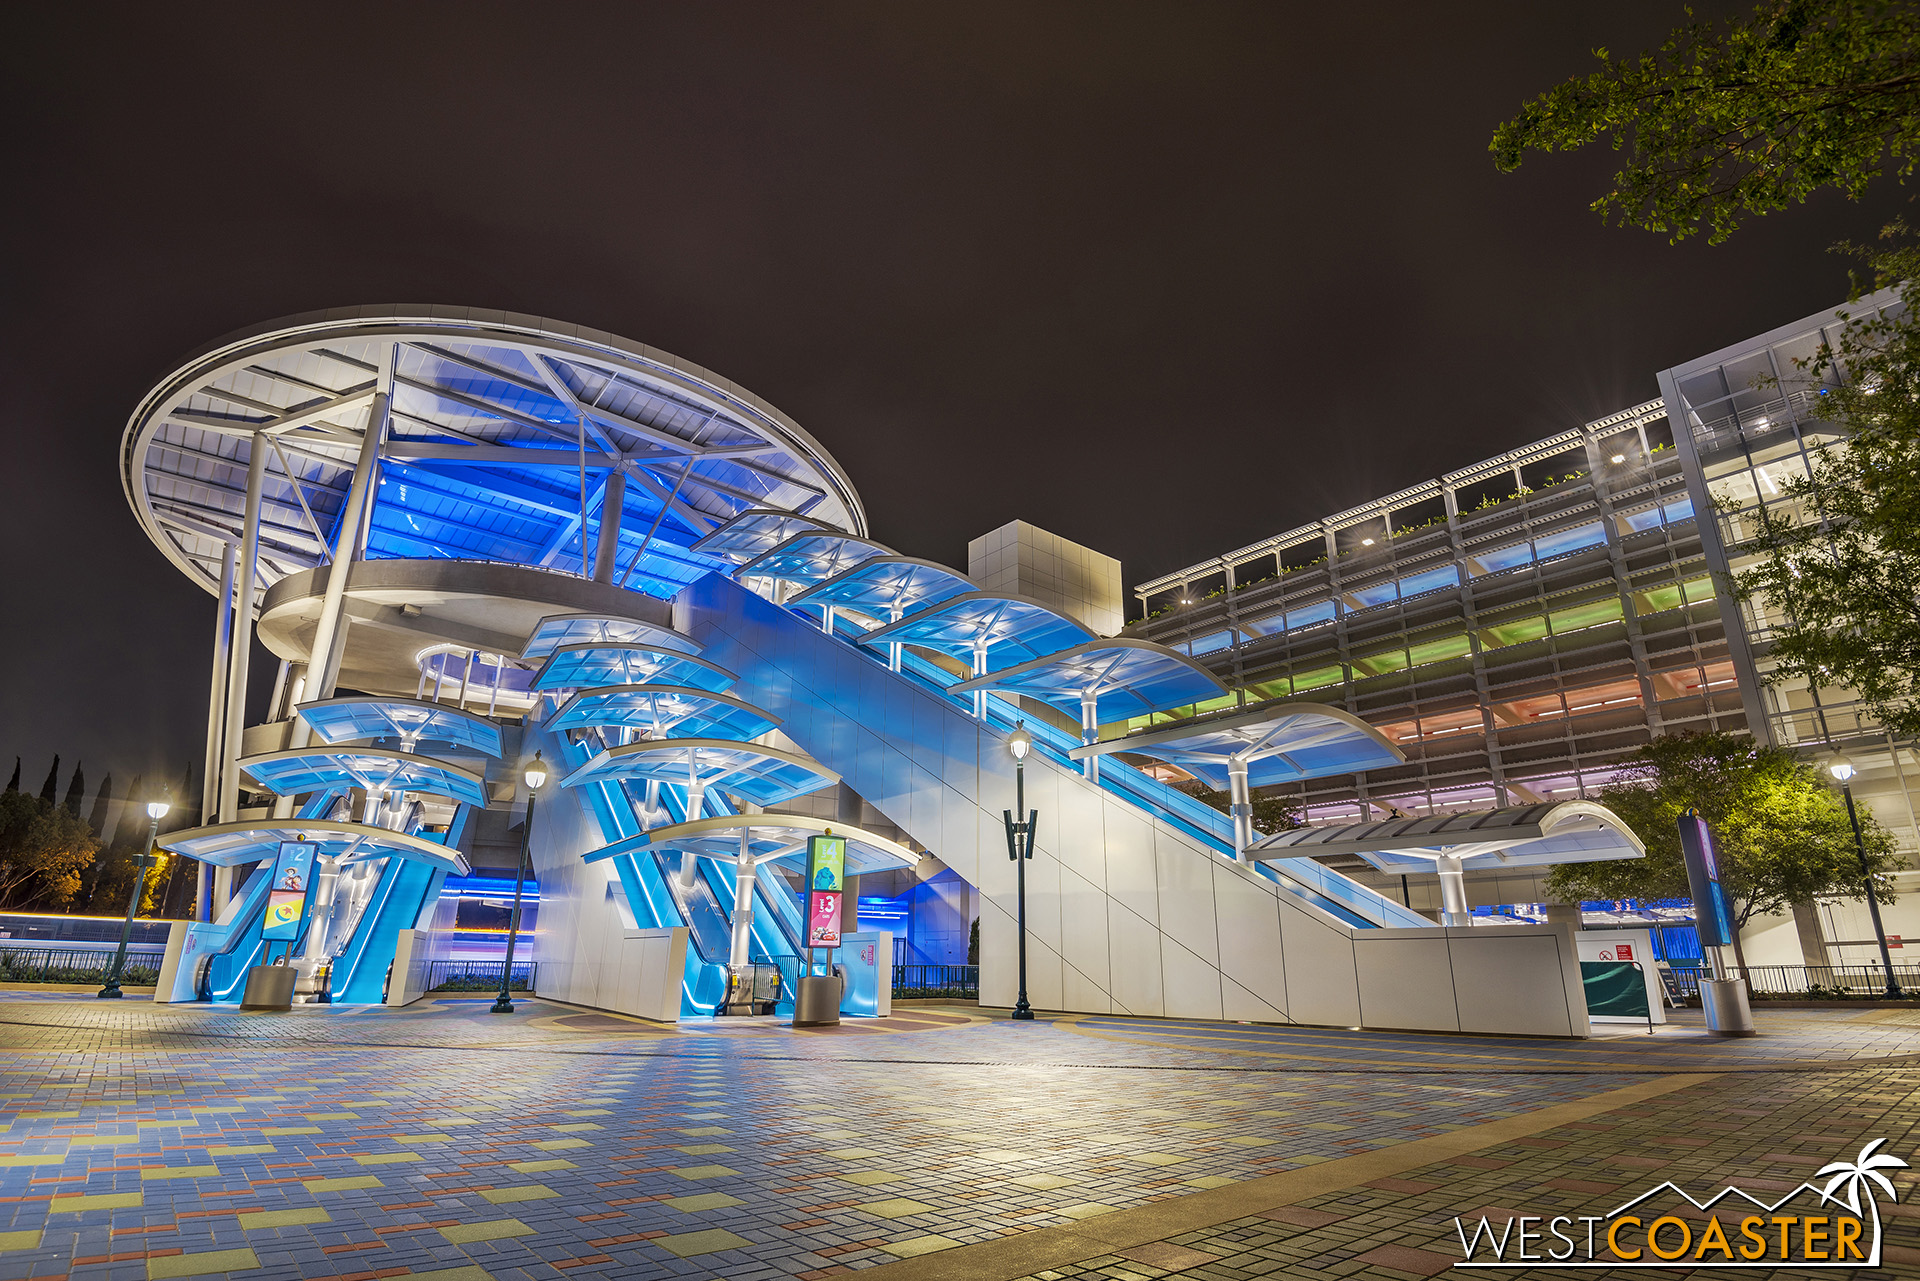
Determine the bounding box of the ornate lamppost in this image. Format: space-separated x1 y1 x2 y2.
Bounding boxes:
99 788 169 999
1002 724 1037 1021
492 752 547 1014
1827 754 1902 999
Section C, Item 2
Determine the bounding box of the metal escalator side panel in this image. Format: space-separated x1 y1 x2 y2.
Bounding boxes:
335 859 438 1004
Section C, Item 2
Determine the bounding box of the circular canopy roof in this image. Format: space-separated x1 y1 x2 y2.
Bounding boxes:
122 306 867 602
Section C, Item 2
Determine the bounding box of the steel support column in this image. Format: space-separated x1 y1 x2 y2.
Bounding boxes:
1081 691 1100 782
198 541 235 922
1228 755 1253 861
591 468 625 583
1436 853 1471 926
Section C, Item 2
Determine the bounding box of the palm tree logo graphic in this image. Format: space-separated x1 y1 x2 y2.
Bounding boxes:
1817 1138 1908 1266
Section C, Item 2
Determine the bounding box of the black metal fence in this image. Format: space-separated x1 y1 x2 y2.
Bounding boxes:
424 959 535 992
0 946 165 985
892 964 978 998
1661 962 1920 999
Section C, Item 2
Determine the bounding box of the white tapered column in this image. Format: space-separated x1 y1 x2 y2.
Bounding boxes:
1081 691 1100 782
1437 854 1471 926
729 823 755 968
972 641 989 719
198 541 235 922
1228 754 1253 862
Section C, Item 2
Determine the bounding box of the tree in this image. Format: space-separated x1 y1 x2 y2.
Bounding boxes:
85 772 114 840
1545 732 1898 935
37 755 58 806
4 758 17 793
61 761 85 817
1492 0 1920 243
1180 783 1302 836
0 789 99 910
1731 232 1920 736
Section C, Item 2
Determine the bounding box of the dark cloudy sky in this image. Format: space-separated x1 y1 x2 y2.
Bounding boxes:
1 1 1906 794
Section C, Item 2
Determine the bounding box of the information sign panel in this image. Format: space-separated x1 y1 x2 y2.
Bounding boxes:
805 834 846 949
1676 813 1735 948
261 840 317 941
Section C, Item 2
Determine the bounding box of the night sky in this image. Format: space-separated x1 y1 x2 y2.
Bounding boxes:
2 2 1907 795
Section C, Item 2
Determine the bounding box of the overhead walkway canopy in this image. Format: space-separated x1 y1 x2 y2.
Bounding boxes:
788 556 977 625
952 639 1229 782
560 738 839 808
161 818 471 875
1072 702 1405 859
858 591 1098 717
586 814 920 876
522 612 701 659
534 644 737 693
545 685 781 739
691 509 836 565
296 696 504 757
238 748 489 807
1248 800 1645 926
738 532 894 590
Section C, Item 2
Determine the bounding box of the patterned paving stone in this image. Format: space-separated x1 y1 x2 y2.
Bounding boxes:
0 997 1916 1281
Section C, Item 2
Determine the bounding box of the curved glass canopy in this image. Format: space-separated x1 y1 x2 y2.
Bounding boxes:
858 591 1096 667
160 818 470 874
1247 800 1646 873
238 748 488 808
560 738 839 807
121 308 866 604
296 696 504 758
738 533 894 589
690 508 836 565
787 555 977 625
544 685 781 739
1072 701 1404 788
950 638 1228 719
533 644 737 693
521 613 701 659
586 815 919 876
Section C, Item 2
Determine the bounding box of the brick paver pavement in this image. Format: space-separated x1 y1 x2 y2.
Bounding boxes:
0 997 1912 1281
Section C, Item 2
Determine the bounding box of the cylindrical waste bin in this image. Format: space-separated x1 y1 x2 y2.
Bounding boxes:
240 964 297 1012
793 975 841 1027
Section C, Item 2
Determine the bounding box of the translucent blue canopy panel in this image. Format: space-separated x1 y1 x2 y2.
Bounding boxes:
160 818 471 875
738 533 894 589
690 508 836 565
560 738 839 807
1072 702 1404 789
858 592 1096 668
950 639 1229 719
296 697 504 758
533 644 738 693
521 612 701 659
787 556 978 626
1247 801 1645 873
586 815 919 876
238 748 488 808
544 685 781 739
119 310 867 605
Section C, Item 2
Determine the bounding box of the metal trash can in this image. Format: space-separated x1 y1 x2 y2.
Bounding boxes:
240 964 297 1012
1699 976 1756 1036
792 975 841 1027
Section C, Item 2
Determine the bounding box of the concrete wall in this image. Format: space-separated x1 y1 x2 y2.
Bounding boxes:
687 572 1591 1037
968 519 1125 638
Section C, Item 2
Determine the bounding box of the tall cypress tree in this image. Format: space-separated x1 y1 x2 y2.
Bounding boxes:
38 755 59 805
86 773 115 839
110 774 145 849
4 758 17 792
62 761 86 816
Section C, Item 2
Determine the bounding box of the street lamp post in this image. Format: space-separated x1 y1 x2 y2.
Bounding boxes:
1827 754 1902 999
99 789 169 999
1002 724 1037 1021
492 752 547 1014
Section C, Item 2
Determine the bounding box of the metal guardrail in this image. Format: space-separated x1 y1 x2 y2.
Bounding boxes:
424 960 535 992
1662 962 1920 999
892 964 978 998
0 946 165 985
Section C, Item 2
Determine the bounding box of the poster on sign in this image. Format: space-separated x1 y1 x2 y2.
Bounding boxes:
261 841 317 941
808 890 843 948
805 834 847 949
